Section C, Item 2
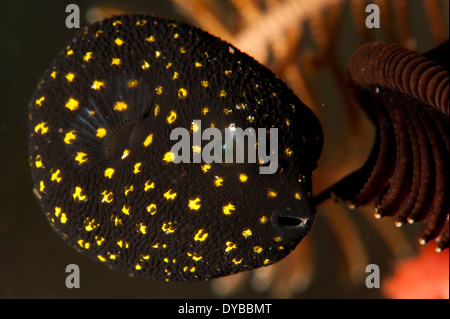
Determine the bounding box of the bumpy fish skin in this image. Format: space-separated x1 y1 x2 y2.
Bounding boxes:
28 14 323 281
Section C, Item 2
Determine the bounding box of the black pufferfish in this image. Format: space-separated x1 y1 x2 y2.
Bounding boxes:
28 14 323 281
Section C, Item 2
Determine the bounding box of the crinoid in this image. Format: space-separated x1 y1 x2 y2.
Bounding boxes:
328 40 449 252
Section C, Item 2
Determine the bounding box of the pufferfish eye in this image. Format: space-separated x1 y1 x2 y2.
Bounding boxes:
28 14 323 281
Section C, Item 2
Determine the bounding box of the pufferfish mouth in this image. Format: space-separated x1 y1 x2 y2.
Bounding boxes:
270 209 315 247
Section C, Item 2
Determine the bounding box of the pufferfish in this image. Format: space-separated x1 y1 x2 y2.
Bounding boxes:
28 14 323 281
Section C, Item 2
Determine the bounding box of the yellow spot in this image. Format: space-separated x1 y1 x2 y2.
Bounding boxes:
267 189 277 198
145 35 155 42
96 127 107 138
142 255 150 260
264 259 272 265
113 216 122 226
143 134 153 147
172 72 179 80
166 111 177 124
223 108 232 115
224 70 232 76
111 57 121 66
104 168 115 179
124 185 134 195
239 174 248 183
112 20 122 26
114 101 128 111
260 216 268 224
34 122 49 135
190 267 196 272
73 187 86 202
121 149 130 159
201 164 211 173
254 246 263 254
155 85 163 95
78 239 90 249
194 229 208 242
202 108 209 115
91 80 105 90
97 255 107 262
222 203 235 215
191 122 200 132
95 30 103 37
35 96 45 106
188 198 201 211
179 47 187 53
155 51 161 58
195 61 202 67
201 81 209 88
35 155 43 168
144 180 155 191
95 236 105 246
192 145 201 154
117 240 127 248
84 218 99 231
285 119 291 126
114 37 124 46
232 258 243 265
66 49 73 56
242 229 252 238
142 60 150 70
214 177 223 187
247 115 255 123
162 222 176 234
166 62 172 69
65 72 75 82
295 192 302 200
177 88 187 99
137 223 147 234
285 148 293 156
75 152 88 165
64 130 77 144
163 189 177 200
128 79 139 88
83 52 93 62
101 190 113 203
163 152 175 163
135 264 142 270
50 169 62 183
192 255 202 262
122 205 130 215
146 203 157 215
65 98 79 111
39 181 45 192
50 71 57 79
274 236 282 242
136 19 147 26
154 104 160 116
219 89 226 97
225 241 237 252
173 33 179 39
133 162 142 174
